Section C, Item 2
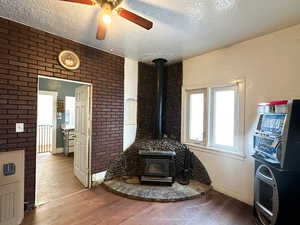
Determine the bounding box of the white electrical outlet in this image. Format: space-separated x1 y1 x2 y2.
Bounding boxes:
16 123 24 133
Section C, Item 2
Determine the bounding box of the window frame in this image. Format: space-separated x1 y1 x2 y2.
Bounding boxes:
182 80 245 158
185 88 207 146
208 84 239 152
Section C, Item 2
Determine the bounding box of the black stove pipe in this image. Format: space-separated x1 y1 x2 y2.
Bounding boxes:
152 58 167 139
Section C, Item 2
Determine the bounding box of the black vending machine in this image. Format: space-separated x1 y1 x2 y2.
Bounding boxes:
252 100 300 225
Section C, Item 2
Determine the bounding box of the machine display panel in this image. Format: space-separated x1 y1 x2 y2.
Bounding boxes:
253 135 280 163
257 114 286 135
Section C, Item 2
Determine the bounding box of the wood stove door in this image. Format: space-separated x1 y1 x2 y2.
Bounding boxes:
143 158 170 177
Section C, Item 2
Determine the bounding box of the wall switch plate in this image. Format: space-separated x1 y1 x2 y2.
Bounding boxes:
16 123 24 133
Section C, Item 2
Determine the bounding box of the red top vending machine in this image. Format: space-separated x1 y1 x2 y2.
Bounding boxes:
252 100 300 225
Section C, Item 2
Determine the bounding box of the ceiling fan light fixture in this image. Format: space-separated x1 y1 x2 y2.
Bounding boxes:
59 0 153 40
102 14 112 24
101 2 112 25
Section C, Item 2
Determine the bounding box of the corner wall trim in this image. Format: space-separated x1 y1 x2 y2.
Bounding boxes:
92 171 107 186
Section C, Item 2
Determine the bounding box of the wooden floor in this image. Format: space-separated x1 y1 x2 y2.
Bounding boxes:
23 185 255 225
36 153 84 205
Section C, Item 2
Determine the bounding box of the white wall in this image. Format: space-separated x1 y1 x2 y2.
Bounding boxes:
123 58 138 150
183 24 300 205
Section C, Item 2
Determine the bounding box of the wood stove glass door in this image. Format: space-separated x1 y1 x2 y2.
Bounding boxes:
144 159 170 177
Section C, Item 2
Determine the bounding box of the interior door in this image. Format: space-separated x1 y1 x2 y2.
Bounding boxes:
74 85 91 187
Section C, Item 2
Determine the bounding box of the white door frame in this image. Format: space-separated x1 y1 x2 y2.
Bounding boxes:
37 90 57 154
87 85 93 188
37 76 93 188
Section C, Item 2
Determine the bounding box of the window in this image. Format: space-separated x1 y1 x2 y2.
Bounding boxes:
210 85 238 151
65 96 76 129
183 81 244 155
187 90 206 144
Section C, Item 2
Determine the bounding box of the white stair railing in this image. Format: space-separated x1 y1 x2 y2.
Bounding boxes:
37 125 53 153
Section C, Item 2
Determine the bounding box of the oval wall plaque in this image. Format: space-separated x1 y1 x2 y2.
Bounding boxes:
58 50 80 70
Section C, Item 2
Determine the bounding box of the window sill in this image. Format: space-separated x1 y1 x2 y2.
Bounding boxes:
184 143 247 161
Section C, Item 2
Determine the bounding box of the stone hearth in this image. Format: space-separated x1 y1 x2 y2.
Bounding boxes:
105 138 211 185
104 138 212 201
103 177 211 202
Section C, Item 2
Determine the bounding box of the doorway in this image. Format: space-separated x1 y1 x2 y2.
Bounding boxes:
36 76 92 206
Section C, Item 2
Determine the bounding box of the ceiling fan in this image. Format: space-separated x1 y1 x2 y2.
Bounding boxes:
59 0 153 40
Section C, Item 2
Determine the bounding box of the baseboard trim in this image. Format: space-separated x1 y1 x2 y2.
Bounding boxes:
55 148 64 154
212 184 253 205
24 201 35 212
92 171 107 186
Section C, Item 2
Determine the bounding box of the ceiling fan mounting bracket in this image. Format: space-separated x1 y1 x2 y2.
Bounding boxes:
93 0 123 9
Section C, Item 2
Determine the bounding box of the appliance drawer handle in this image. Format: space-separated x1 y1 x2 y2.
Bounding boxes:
257 171 273 182
256 202 273 219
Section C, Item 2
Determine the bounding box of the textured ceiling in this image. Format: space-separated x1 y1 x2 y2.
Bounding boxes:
0 0 300 63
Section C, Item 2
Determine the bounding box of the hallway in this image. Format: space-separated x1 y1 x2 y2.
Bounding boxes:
36 153 84 205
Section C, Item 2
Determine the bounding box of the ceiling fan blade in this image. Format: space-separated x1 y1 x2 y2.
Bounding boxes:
59 0 94 5
96 13 107 40
116 8 153 30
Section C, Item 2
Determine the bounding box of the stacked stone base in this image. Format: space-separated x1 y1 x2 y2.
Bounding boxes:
105 138 211 185
103 177 211 202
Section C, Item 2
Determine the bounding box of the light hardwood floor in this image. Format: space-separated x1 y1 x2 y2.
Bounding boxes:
35 153 84 205
23 185 255 225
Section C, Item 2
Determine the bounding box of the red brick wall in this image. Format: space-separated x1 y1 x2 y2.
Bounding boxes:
136 62 156 139
136 62 182 140
0 17 124 208
165 62 182 141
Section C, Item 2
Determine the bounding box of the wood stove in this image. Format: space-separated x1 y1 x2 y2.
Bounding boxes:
139 151 176 184
137 59 176 185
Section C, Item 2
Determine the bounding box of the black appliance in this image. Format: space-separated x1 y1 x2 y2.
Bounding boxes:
252 100 300 225
136 58 177 185
139 150 176 184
